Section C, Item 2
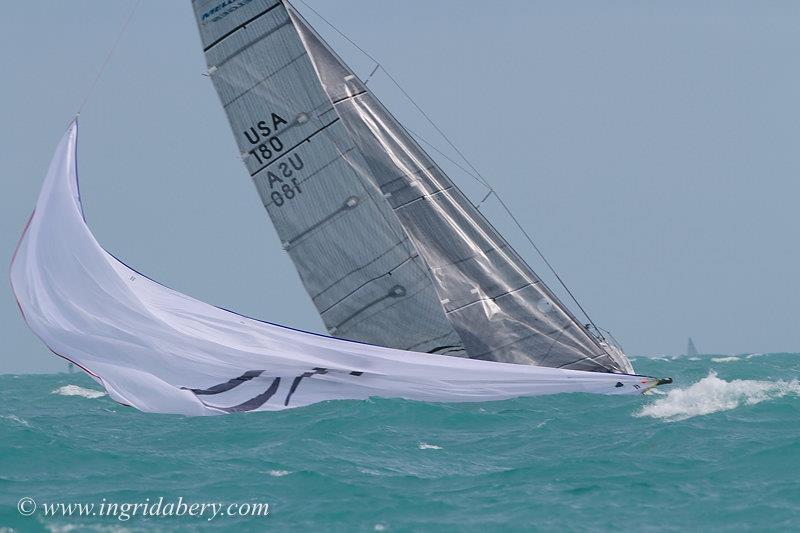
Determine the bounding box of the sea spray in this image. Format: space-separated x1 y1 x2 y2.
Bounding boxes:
52 384 106 399
636 371 800 421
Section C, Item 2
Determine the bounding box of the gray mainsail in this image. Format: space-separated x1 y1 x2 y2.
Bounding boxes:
193 0 632 373
192 0 465 355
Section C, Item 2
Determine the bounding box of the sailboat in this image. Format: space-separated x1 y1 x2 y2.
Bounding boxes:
686 338 699 357
10 1 670 415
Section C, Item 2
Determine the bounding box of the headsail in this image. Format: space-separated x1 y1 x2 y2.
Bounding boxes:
193 0 633 373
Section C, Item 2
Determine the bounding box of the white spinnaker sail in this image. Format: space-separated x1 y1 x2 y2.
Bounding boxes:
9 123 660 415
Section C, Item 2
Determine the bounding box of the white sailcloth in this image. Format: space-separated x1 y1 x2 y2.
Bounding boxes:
10 123 661 415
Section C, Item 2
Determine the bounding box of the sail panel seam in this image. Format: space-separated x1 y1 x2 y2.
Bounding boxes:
283 192 363 248
469 322 603 366
390 185 453 210
318 255 415 314
223 50 307 109
203 2 282 52
331 90 367 105
332 280 433 334
260 147 354 208
443 282 535 315
311 238 411 301
249 118 340 177
214 19 293 72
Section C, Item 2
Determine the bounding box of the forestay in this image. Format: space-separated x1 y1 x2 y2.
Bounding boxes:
9 123 662 415
194 0 632 373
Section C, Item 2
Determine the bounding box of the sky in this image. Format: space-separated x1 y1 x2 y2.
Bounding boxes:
2 1 799 373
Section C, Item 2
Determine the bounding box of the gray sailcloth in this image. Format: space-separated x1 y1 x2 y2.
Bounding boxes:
194 0 465 356
193 0 631 373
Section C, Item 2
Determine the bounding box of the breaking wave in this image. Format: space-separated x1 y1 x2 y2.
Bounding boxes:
636 371 800 422
52 385 106 399
711 356 741 363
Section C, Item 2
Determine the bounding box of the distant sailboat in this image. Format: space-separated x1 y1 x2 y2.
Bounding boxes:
9 1 670 415
686 338 699 357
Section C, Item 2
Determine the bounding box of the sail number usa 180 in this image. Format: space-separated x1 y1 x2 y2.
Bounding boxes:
243 112 305 207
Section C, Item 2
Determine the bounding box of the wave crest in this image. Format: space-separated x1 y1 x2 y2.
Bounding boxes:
52 384 106 399
636 371 799 421
711 356 740 363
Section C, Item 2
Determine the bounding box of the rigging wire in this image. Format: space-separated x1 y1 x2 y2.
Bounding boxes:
295 0 606 334
76 0 142 116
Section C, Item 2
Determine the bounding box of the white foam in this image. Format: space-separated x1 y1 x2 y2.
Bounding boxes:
418 442 442 450
711 356 740 363
1 414 31 427
52 384 106 399
636 371 800 422
374 524 388 531
265 470 291 477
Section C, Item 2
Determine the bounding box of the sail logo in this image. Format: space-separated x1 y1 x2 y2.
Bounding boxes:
183 368 364 412
201 0 255 26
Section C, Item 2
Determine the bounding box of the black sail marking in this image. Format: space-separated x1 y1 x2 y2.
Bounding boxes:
215 377 282 413
284 367 328 406
203 2 282 52
283 195 361 249
249 118 340 177
186 367 365 411
327 285 407 331
186 370 264 395
426 345 463 355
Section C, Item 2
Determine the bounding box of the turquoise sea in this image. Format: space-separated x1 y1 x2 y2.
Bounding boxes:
1 353 798 532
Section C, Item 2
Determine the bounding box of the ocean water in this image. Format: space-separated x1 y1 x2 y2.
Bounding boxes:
1 353 798 532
